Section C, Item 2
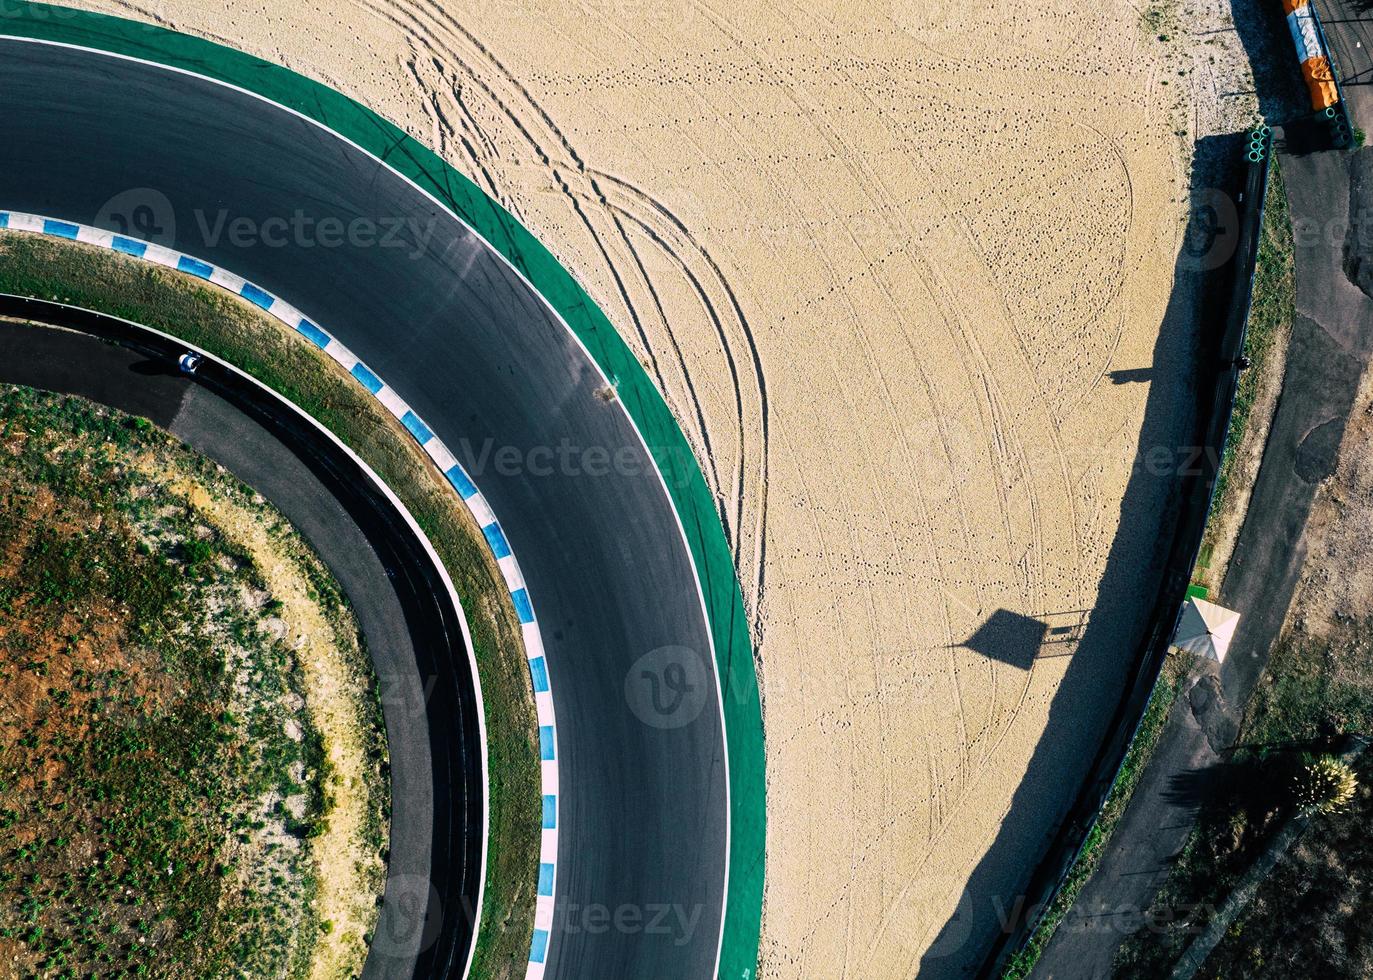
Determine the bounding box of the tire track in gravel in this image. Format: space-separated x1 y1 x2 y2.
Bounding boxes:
811 8 1117 712
682 2 974 737
357 0 772 612
697 0 1037 782
701 7 1106 966
754 188 1030 980
589 176 772 620
402 53 505 205
796 7 1083 614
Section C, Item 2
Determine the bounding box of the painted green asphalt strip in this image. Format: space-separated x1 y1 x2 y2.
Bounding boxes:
0 3 765 977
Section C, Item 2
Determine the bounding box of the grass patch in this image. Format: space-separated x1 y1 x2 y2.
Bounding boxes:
0 384 385 976
1140 0 1180 40
1000 654 1190 980
1200 157 1295 570
1245 618 1373 748
0 229 539 977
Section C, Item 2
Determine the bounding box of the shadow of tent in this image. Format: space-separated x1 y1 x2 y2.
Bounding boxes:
962 610 1050 671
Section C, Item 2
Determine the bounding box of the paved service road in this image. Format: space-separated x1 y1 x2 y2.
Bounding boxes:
0 39 727 980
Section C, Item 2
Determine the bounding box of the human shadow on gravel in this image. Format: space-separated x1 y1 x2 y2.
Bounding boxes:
917 133 1243 979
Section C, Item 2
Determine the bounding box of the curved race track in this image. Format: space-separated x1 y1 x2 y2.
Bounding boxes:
0 38 728 980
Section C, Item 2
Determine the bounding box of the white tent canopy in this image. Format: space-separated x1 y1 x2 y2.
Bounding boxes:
1172 597 1241 663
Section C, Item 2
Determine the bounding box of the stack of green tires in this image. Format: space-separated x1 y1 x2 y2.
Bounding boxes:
1327 106 1352 148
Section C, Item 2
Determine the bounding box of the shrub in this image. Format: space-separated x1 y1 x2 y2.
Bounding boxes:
1290 755 1357 816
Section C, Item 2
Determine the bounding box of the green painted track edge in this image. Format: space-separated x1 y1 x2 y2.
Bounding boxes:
0 4 765 978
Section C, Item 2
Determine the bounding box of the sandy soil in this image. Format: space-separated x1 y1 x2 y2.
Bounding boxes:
60 0 1250 975
1289 366 1373 642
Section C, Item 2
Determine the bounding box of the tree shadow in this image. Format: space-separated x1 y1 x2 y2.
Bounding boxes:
1162 762 1243 812
916 133 1243 978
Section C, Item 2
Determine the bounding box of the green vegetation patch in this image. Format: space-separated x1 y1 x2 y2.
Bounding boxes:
0 384 385 976
0 228 539 977
1202 158 1295 564
1114 617 1373 977
1245 617 1373 747
1197 752 1373 978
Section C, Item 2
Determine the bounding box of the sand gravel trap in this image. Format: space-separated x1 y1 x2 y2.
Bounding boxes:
62 1 1223 975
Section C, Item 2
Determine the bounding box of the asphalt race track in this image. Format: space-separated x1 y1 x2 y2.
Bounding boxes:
0 307 482 979
0 39 727 980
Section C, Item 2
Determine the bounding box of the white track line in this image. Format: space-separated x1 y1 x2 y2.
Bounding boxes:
1 35 739 974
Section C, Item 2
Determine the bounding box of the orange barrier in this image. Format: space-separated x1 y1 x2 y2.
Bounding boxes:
1284 0 1340 110
1301 56 1339 110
